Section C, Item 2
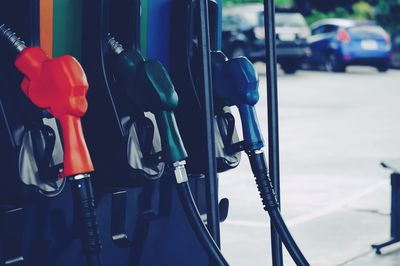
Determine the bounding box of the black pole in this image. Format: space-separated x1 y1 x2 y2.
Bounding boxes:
198 0 221 248
263 0 284 265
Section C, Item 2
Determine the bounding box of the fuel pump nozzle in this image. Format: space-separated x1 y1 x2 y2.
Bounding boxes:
212 51 309 266
212 51 263 152
1 25 102 266
108 37 229 266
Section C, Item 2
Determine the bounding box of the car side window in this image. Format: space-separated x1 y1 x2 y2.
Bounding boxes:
312 26 325 35
323 25 338 34
312 25 338 35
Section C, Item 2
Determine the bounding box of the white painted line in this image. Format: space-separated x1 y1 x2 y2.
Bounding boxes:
224 179 389 229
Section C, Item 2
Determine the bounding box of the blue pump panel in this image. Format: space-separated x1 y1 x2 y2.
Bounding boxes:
145 0 172 69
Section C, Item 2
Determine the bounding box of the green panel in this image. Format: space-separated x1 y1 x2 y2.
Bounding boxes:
53 0 82 59
140 0 148 57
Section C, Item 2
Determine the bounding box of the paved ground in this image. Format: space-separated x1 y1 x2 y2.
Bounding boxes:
218 66 400 265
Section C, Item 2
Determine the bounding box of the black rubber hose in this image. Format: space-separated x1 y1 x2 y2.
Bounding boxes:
87 254 102 266
248 151 309 266
176 181 229 266
70 175 103 266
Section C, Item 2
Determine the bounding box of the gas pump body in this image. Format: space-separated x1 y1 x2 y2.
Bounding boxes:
80 0 209 265
169 0 241 175
0 2 75 265
0 0 226 265
0 0 65 202
82 0 164 188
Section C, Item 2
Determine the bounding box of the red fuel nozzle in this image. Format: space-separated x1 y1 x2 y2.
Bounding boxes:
14 47 94 177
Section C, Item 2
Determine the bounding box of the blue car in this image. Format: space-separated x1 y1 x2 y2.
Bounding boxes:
308 19 391 72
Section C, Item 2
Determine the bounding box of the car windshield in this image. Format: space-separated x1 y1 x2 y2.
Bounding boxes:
275 13 306 27
347 25 386 36
223 10 306 30
222 11 262 30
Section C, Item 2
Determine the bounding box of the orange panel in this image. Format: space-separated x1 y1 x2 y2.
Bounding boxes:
40 0 53 57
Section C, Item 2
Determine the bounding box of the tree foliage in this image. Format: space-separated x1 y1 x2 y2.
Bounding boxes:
304 0 400 32
222 0 293 7
367 0 400 32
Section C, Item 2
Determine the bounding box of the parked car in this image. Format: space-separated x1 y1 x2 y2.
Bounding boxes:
222 4 311 74
308 19 391 72
391 31 400 68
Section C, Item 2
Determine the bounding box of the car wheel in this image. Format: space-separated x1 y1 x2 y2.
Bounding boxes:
231 46 246 58
324 53 345 73
281 64 298 74
376 63 389 73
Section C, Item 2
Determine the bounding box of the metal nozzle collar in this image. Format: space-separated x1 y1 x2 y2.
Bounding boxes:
173 161 188 184
70 173 91 181
107 35 124 55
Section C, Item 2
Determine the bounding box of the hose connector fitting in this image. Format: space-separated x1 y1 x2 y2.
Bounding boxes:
107 35 124 55
0 24 26 52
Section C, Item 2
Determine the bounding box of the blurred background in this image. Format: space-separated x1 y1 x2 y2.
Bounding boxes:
221 0 400 73
218 1 400 265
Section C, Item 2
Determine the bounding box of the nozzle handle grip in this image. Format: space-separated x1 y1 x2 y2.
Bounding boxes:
155 111 188 164
130 59 188 164
59 115 94 177
238 104 264 151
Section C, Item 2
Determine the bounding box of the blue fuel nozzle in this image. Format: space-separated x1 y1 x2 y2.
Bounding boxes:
211 51 264 152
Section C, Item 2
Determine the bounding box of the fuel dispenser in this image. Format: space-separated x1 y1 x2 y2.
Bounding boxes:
81 2 174 261
0 1 64 201
81 0 221 265
0 0 309 265
169 0 309 265
0 2 66 265
168 0 241 248
211 51 309 266
81 0 156 208
0 25 103 266
107 36 228 265
169 0 241 175
82 0 164 187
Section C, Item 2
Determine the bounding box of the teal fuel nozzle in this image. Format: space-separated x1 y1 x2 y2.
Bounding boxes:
108 37 187 164
211 51 264 152
108 38 230 266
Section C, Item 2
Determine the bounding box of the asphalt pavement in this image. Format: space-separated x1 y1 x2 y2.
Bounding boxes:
218 66 400 265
